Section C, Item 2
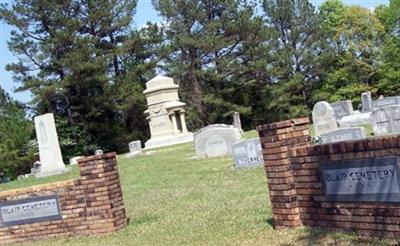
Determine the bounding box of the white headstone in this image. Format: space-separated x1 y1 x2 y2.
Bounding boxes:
361 91 372 112
144 75 193 149
338 112 372 128
232 138 263 168
312 101 338 136
195 124 241 158
126 140 142 158
233 112 243 134
34 113 65 177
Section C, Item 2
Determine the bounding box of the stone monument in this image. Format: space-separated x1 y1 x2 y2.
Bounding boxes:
34 113 65 177
331 100 354 119
371 105 400 135
312 101 338 136
126 140 142 158
232 138 263 168
195 124 241 158
233 112 243 134
144 75 193 149
361 91 373 112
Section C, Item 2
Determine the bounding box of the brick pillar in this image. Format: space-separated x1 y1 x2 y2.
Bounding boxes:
78 152 128 234
256 118 311 229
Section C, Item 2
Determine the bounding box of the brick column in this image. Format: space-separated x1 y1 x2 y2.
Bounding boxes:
78 152 128 234
256 118 311 229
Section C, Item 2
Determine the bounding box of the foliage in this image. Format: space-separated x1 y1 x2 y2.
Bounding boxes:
0 86 35 179
315 1 385 103
262 0 332 121
376 0 400 96
1 0 400 162
0 0 161 157
153 0 266 129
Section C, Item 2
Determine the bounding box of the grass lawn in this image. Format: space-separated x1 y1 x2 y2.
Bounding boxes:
0 131 397 245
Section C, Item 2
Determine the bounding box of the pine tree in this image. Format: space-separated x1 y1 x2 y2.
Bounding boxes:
0 0 160 155
153 0 264 129
0 86 34 179
261 0 331 120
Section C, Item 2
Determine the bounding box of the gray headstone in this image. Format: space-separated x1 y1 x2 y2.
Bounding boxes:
232 138 263 168
331 100 354 119
361 91 372 112
373 96 400 109
312 101 338 136
233 112 243 134
371 105 400 135
194 124 241 158
319 127 365 144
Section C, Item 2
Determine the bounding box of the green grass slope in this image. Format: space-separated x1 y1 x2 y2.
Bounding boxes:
0 133 396 245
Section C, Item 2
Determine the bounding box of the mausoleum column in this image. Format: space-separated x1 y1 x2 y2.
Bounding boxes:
180 111 188 133
171 113 179 134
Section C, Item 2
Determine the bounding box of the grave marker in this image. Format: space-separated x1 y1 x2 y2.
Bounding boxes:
34 113 65 177
312 101 338 136
232 138 263 168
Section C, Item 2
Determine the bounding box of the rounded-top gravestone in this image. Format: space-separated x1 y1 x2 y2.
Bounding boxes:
312 101 338 136
194 124 241 158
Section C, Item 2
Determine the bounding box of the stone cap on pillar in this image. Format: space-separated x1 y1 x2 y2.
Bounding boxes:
256 117 309 131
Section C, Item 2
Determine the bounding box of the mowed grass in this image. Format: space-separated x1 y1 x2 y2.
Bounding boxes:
0 132 397 245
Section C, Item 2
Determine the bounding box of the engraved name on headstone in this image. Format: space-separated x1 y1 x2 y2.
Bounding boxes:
371 105 400 135
0 195 62 227
319 127 365 144
232 138 263 169
320 156 400 202
331 100 354 119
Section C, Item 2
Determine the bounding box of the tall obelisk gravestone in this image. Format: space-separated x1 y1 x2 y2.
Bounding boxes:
34 113 66 177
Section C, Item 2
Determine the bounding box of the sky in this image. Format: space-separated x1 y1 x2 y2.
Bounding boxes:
0 0 389 103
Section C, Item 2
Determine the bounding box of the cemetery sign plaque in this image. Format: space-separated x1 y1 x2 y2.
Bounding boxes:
320 156 400 202
0 195 62 227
